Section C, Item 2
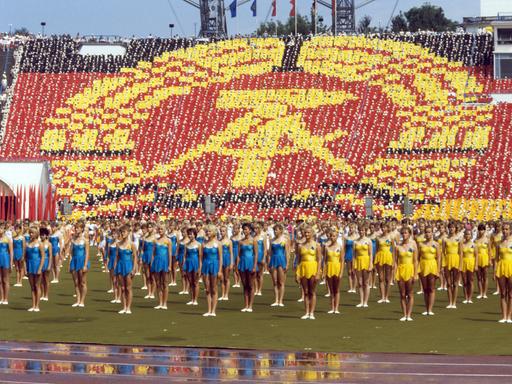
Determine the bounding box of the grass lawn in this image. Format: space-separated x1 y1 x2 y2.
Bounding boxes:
1 248 508 355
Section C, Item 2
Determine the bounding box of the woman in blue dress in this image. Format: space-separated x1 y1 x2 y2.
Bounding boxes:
141 222 156 299
183 227 202 306
115 225 136 314
107 228 121 304
238 223 258 312
167 221 179 287
151 225 172 310
201 225 223 317
25 227 45 311
344 222 358 293
253 222 267 297
39 227 52 302
12 224 25 287
231 223 243 288
49 223 63 283
219 225 233 301
177 226 189 295
0 223 13 305
69 222 90 308
269 224 290 307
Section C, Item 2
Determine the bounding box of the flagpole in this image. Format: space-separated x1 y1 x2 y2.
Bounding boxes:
295 0 297 36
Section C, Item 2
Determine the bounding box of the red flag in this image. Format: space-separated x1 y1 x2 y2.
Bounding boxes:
289 0 295 17
37 187 43 221
51 189 57 220
272 0 276 17
7 192 12 221
29 185 35 220
332 0 336 16
0 189 4 220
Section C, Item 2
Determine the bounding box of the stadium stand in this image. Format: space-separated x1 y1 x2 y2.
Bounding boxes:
0 33 510 220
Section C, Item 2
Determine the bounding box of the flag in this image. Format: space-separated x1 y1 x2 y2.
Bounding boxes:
290 0 296 17
229 0 237 18
332 0 336 16
271 0 276 17
251 0 257 17
0 189 4 219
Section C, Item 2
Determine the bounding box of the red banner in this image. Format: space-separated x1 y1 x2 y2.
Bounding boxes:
272 0 276 17
289 0 295 17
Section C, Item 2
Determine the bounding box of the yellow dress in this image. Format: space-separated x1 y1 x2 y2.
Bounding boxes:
444 239 460 270
491 234 502 259
395 248 415 281
438 238 447 268
476 241 490 268
325 248 341 278
415 234 426 245
461 244 476 272
353 243 370 271
495 245 512 278
419 244 438 277
296 245 318 279
374 238 393 266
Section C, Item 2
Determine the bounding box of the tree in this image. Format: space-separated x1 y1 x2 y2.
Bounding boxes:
13 27 30 36
357 15 373 34
391 12 408 32
403 3 457 32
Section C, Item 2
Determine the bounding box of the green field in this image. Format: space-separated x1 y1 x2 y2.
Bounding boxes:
1 249 509 355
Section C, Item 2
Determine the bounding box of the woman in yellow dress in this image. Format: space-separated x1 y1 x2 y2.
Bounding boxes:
394 226 418 321
353 224 373 308
418 226 441 316
323 229 344 314
491 222 503 296
443 222 462 309
296 225 321 320
475 224 491 299
436 223 448 291
374 222 394 304
495 223 512 323
460 229 478 304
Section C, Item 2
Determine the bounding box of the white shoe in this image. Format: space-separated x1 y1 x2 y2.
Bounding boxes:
2 301 8 305
385 299 390 303
399 316 407 321
436 287 443 291
161 306 168 310
309 314 315 320
107 289 114 293
356 303 364 308
507 320 512 324
23 276 28 280
186 301 194 305
271 302 279 307
118 309 126 314
446 304 452 309
149 295 155 299
41 297 48 302
218 297 224 301
78 304 84 308
363 304 368 308
468 300 473 304
428 311 435 316
51 279 59 284
125 309 132 314
406 316 413 321
324 293 330 297
141 286 148 291
462 300 468 304
178 291 187 295
203 312 211 317
422 311 429 315
210 313 216 317
493 290 499 295
115 299 121 304
279 303 284 307
135 272 141 276
72 303 80 307
154 305 162 309
256 292 262 296
14 283 22 287
192 301 198 306
334 310 340 314
241 308 247 312
110 299 117 303
297 298 304 302
144 294 151 299
477 294 483 299
452 305 457 309
245 308 253 312
327 309 334 314
170 282 177 286
416 290 423 294
499 319 507 323
28 308 34 312
483 295 488 299
377 299 385 304
33 308 40 312
301 314 310 319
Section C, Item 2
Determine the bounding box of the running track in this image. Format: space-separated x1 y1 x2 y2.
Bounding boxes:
0 341 511 383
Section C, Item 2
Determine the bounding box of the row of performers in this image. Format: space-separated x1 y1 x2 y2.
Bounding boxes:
0 219 511 322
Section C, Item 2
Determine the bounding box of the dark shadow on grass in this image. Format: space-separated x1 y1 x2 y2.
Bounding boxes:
177 311 201 316
21 316 97 324
462 317 498 323
367 317 396 321
272 314 299 319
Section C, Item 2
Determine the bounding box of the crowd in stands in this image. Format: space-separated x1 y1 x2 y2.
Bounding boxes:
0 32 510 221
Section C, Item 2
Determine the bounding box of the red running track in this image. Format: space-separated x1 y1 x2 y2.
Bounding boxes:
0 341 511 383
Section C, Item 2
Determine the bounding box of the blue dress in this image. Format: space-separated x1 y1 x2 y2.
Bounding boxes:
269 242 287 269
107 243 117 270
232 239 240 264
222 244 231 268
142 240 154 264
26 243 42 274
196 236 205 244
345 239 354 262
105 236 114 262
151 243 170 273
202 246 219 275
184 246 199 273
257 239 264 263
176 242 185 264
69 242 90 272
42 245 50 272
49 235 60 257
169 235 177 259
371 238 377 260
115 248 133 277
0 240 10 269
13 238 23 261
238 243 257 272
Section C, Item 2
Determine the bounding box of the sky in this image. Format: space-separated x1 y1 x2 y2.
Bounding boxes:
1 0 480 37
